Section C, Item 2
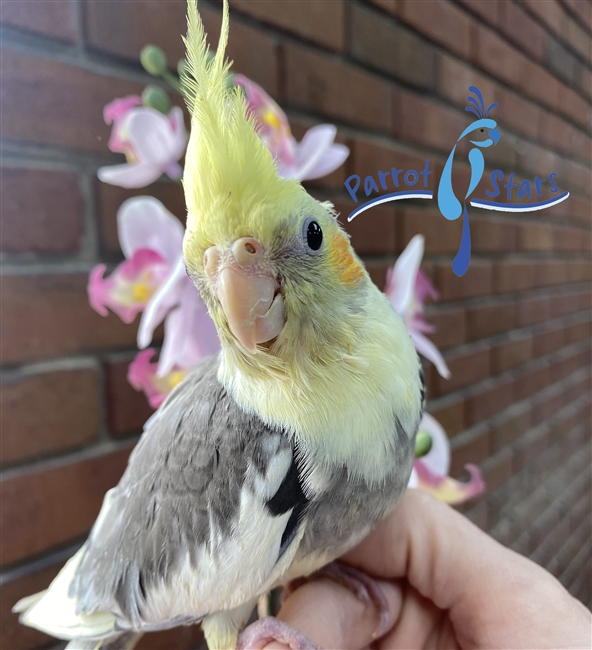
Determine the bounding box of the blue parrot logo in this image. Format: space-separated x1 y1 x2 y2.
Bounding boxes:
437 86 500 277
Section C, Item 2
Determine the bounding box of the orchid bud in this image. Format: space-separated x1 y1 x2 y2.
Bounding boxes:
414 430 433 458
142 85 171 114
141 45 168 76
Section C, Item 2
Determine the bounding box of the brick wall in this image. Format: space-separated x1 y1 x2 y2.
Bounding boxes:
1 1 590 648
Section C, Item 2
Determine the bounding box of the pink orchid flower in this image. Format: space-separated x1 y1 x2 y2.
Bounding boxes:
408 413 485 505
234 74 349 181
98 98 187 188
385 235 451 379
128 349 188 409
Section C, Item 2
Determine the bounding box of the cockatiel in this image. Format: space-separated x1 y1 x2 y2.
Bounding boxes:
14 1 424 648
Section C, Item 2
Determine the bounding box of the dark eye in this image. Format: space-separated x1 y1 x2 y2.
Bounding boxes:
480 128 484 132
306 220 323 251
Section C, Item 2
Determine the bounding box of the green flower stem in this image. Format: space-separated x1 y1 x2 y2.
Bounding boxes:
161 70 182 92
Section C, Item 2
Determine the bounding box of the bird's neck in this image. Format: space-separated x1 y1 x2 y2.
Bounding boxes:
217 286 421 483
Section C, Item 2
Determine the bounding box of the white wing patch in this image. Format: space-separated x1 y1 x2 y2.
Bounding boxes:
140 447 299 625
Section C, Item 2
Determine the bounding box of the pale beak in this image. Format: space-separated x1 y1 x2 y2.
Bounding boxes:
204 238 286 353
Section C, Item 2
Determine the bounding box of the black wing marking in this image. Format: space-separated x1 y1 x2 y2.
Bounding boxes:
266 454 309 558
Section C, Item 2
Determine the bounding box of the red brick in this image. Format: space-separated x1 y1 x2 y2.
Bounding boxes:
105 358 155 438
563 1 592 33
518 222 554 251
231 0 345 51
550 292 581 318
564 160 592 196
86 0 185 62
366 261 389 290
513 426 550 471
433 345 490 397
569 195 592 226
400 0 472 58
515 295 551 327
1 274 140 364
465 302 514 341
368 0 399 14
393 90 467 153
563 320 592 345
535 259 569 287
499 1 545 61
398 209 463 255
532 326 565 357
350 138 435 192
553 226 585 252
1 562 62 650
538 110 575 156
349 3 435 87
98 181 186 254
457 0 500 25
493 260 537 294
426 307 467 350
491 334 533 374
532 390 564 425
514 362 551 401
466 376 514 425
1 369 99 466
1 48 145 152
472 218 518 253
428 397 466 438
560 87 590 129
0 447 132 566
434 261 493 301
481 447 513 495
437 54 497 110
1 167 83 254
284 44 392 131
332 200 396 255
0 0 76 42
496 88 540 140
522 0 566 38
201 5 280 94
566 14 592 62
491 403 532 451
450 427 491 477
566 259 592 283
473 25 560 112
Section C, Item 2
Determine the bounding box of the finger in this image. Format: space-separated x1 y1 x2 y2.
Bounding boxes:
263 577 403 650
342 490 591 648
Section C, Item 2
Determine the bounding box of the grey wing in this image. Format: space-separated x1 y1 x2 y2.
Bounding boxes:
70 354 304 631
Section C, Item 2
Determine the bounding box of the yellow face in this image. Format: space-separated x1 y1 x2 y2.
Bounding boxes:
183 192 367 358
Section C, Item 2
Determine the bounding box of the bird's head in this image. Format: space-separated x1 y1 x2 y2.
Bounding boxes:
182 0 369 374
461 86 500 148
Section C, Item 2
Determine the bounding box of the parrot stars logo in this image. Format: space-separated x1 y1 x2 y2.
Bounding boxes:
345 86 569 277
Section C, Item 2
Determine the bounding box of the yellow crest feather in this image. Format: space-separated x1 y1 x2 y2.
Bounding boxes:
182 0 300 269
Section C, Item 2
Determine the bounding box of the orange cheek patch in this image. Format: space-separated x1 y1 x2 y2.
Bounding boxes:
329 233 364 284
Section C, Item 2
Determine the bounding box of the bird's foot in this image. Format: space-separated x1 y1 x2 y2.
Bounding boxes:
306 561 390 640
236 616 322 650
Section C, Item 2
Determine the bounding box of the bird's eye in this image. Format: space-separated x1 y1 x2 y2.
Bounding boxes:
480 128 484 132
306 221 323 250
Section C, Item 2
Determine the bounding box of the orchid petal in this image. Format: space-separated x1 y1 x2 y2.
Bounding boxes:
417 413 450 476
157 281 220 376
118 197 184 263
127 349 186 409
87 249 168 324
410 331 451 379
125 108 179 166
386 235 424 314
413 461 485 505
298 143 350 181
97 162 163 189
167 106 188 159
137 257 187 349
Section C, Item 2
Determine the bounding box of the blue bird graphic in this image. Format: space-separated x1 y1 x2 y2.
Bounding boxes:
437 86 500 277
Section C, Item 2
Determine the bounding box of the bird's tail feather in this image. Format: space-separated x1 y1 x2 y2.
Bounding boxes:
65 632 143 650
13 546 117 641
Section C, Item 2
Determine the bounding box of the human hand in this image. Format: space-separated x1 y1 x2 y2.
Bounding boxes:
264 490 591 649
